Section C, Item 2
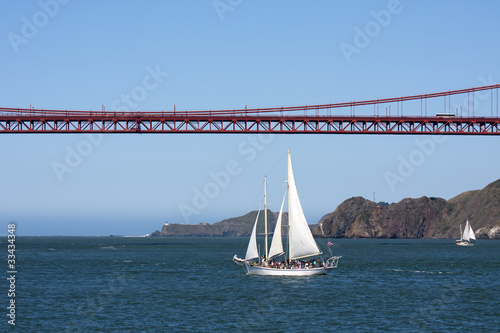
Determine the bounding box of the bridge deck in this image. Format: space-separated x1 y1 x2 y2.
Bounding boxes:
1 114 499 134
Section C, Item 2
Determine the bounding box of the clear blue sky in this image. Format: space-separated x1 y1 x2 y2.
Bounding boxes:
1 0 499 236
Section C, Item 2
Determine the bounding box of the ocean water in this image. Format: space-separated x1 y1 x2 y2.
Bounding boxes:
4 237 500 332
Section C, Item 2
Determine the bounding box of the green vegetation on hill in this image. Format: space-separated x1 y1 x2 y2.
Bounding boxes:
151 179 500 239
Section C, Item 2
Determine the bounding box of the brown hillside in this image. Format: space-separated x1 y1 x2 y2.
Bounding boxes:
313 179 500 239
151 179 500 239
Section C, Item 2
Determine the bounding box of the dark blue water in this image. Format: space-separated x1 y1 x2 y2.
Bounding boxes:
3 237 499 332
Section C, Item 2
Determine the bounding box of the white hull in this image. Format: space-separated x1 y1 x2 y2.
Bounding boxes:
244 262 333 276
455 240 475 246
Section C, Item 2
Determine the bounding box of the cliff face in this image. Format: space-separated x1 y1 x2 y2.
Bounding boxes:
312 179 500 239
313 196 448 239
151 179 500 239
445 179 500 239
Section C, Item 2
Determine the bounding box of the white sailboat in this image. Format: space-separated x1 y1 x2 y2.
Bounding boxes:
233 150 341 276
455 220 476 246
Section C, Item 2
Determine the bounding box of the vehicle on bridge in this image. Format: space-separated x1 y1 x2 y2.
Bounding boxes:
436 113 456 118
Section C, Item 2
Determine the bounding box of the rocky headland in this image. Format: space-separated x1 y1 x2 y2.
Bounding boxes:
151 179 500 239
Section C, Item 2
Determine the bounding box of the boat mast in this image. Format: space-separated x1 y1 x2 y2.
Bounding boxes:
287 149 292 262
264 176 269 262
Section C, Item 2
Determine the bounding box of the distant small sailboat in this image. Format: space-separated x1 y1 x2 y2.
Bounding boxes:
233 150 341 276
455 220 476 246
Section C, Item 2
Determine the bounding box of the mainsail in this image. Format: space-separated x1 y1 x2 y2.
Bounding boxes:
245 210 260 260
287 151 322 260
467 220 476 241
268 193 286 259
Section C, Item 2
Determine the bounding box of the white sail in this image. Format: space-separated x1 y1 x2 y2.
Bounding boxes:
462 220 470 241
287 151 322 260
245 210 261 260
268 193 286 259
468 221 476 241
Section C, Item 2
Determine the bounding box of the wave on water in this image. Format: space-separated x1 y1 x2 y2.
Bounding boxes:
99 246 117 250
387 268 453 274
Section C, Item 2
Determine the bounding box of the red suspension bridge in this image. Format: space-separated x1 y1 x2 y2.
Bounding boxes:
1 84 499 135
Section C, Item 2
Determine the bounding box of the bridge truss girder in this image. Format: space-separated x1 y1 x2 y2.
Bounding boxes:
1 115 499 135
